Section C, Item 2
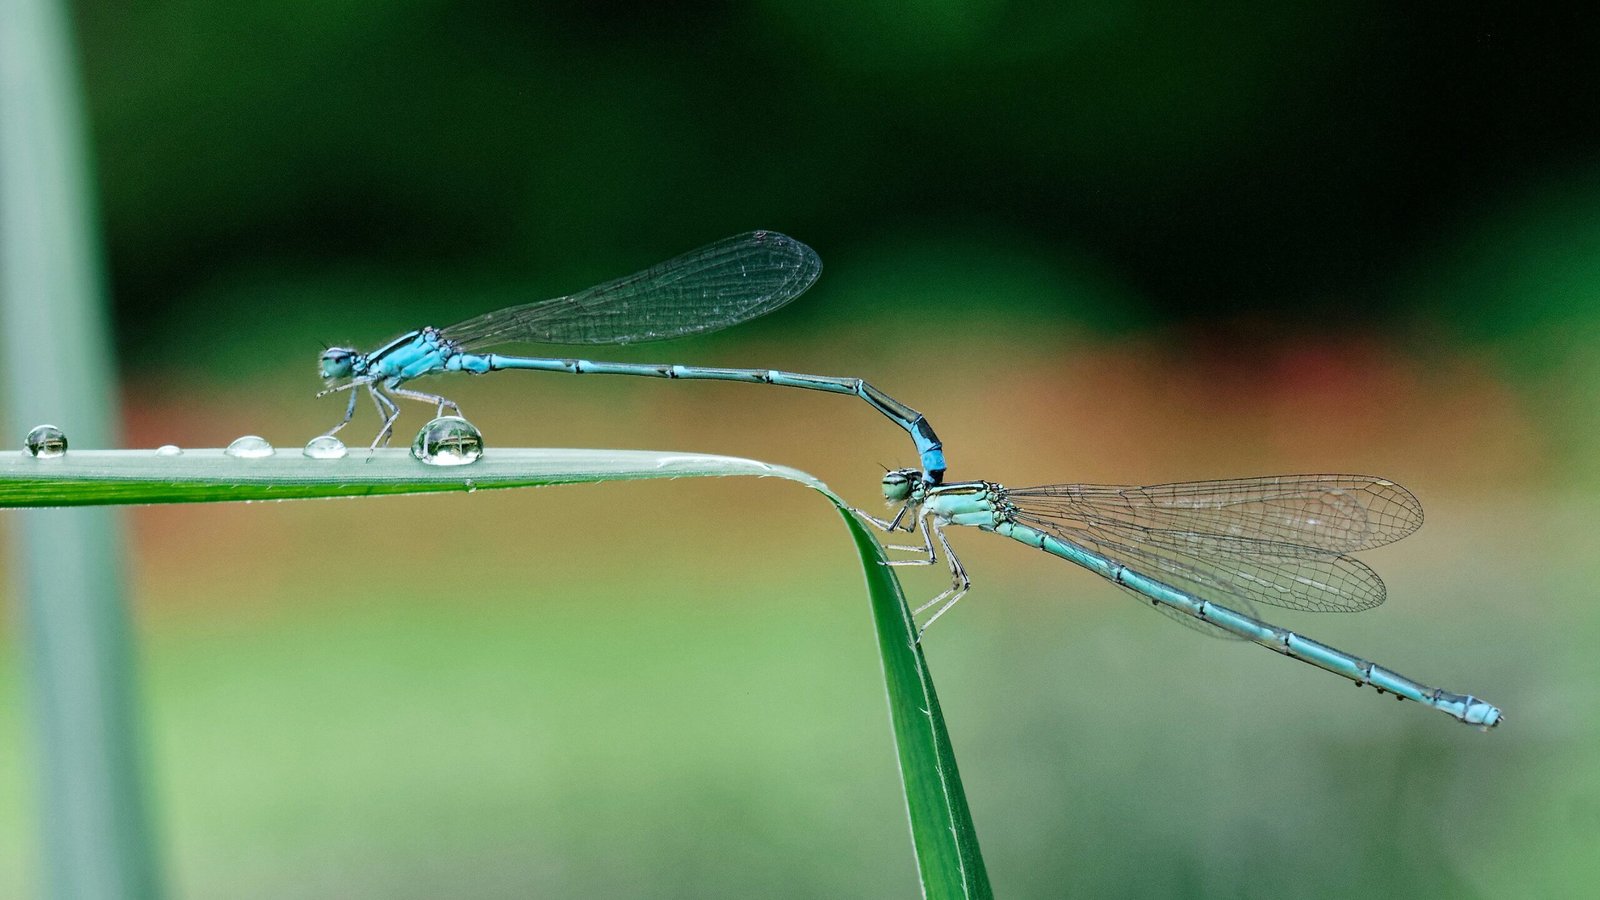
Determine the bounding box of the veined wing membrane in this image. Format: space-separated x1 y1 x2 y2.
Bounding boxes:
1010 504 1387 634
443 231 822 348
1007 475 1422 556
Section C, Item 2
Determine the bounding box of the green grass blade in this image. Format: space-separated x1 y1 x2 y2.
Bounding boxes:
0 447 822 507
836 508 992 899
0 445 993 895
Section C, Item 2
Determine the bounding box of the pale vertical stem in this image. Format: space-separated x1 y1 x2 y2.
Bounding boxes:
0 0 163 897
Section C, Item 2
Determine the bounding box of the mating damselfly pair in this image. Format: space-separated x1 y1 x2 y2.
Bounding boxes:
316 231 1502 728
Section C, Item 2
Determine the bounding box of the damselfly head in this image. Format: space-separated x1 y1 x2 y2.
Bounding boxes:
881 468 920 503
319 347 358 379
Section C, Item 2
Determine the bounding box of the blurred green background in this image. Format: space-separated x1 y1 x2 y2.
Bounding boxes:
4 3 1599 897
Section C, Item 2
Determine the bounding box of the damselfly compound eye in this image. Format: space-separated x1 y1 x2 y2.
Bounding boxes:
319 348 357 379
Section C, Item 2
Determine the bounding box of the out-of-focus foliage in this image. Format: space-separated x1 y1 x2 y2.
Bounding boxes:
71 3 1600 357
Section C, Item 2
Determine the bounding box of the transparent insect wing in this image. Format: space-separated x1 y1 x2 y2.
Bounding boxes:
1009 497 1389 614
442 232 822 349
1007 475 1422 556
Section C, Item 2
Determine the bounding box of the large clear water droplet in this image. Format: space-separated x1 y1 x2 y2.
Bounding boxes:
23 424 67 458
155 444 182 457
411 416 483 466
225 435 275 458
302 435 348 459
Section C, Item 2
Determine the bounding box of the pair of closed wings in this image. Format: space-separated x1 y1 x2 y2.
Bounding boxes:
1002 475 1424 633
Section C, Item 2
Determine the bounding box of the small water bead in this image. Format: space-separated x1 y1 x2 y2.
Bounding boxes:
411 416 483 467
225 435 275 458
302 435 348 459
23 424 67 458
155 444 182 457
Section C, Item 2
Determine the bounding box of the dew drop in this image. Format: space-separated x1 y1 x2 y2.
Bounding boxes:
155 444 183 457
225 435 275 458
302 435 348 459
411 416 483 467
23 424 67 458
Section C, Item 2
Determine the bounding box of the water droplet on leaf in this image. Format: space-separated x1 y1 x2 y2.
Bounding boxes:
302 435 348 459
225 435 275 458
23 424 67 458
411 416 483 467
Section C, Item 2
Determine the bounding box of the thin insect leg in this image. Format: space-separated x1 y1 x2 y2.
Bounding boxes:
913 524 971 638
321 386 360 438
389 385 461 418
911 524 968 615
883 512 938 567
915 585 970 639
369 385 401 448
316 376 373 399
851 502 913 533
